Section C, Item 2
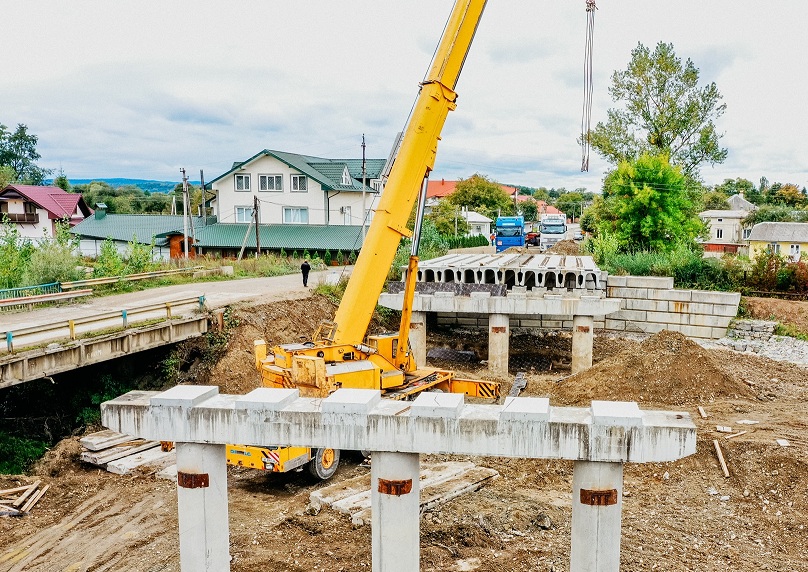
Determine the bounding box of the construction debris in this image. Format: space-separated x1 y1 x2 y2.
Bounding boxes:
79 429 176 475
712 440 730 478
0 481 49 516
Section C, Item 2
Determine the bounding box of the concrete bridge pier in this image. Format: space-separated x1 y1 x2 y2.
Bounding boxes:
488 313 510 377
175 442 230 571
570 460 623 571
409 311 427 368
571 315 595 374
371 451 421 572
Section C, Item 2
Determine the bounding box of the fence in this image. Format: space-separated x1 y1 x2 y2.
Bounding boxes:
0 282 62 301
60 266 205 290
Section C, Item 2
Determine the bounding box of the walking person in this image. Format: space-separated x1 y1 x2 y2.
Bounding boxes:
300 259 311 287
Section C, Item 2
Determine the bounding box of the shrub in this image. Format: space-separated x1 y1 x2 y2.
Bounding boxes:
22 222 82 286
0 431 48 474
0 217 34 288
94 238 126 278
336 250 345 265
323 250 332 265
124 236 156 274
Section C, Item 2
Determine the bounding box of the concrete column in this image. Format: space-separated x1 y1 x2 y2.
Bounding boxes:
409 311 427 368
570 461 624 572
371 451 420 572
571 314 594 374
176 442 230 572
487 313 510 378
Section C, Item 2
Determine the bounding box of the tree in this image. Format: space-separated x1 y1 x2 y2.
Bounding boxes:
588 42 727 177
741 204 807 227
701 190 730 210
21 220 82 286
53 170 71 192
0 217 34 288
773 183 805 207
713 177 759 204
0 165 15 190
554 192 586 221
519 197 539 222
426 200 469 236
0 123 52 184
446 174 514 220
598 153 705 252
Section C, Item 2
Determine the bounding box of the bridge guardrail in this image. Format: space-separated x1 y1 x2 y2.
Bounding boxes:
0 289 93 310
1 295 206 353
60 266 205 290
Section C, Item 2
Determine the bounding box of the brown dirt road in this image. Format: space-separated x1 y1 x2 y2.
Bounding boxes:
0 295 806 571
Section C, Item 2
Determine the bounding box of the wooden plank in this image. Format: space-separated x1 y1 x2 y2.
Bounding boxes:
80 440 159 465
713 440 730 478
80 430 135 452
20 484 49 513
11 481 41 508
725 431 747 440
106 448 175 475
697 406 707 419
0 484 37 496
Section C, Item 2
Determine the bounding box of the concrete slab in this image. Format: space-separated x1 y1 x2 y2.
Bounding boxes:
106 447 176 475
80 429 135 451
309 461 499 526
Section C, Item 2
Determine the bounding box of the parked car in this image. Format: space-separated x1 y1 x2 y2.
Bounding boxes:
573 231 584 241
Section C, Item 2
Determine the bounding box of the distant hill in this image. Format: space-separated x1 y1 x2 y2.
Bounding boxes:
49 178 201 194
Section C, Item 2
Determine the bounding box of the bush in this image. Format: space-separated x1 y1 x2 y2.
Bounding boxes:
747 250 785 291
0 431 48 474
94 238 126 278
0 218 34 289
124 236 156 274
323 250 332 265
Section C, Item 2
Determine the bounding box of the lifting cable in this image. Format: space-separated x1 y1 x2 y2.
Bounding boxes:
581 0 597 172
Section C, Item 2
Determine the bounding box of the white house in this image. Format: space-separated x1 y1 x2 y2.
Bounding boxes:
206 149 388 227
0 184 92 239
462 210 492 237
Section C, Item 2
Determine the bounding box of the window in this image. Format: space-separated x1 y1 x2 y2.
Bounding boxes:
235 174 250 191
743 228 752 240
259 174 282 191
768 243 780 254
717 218 723 222
372 181 382 192
790 244 800 256
283 207 309 224
716 228 723 239
24 202 37 214
291 175 307 192
0 202 7 213
341 166 352 186
342 205 351 225
235 206 254 223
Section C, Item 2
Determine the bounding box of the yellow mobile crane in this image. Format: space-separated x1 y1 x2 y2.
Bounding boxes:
226 0 500 479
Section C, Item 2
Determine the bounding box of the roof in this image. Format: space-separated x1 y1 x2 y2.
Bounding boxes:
0 184 92 221
727 193 757 211
70 213 211 246
426 179 522 200
699 210 749 219
748 222 808 243
462 211 492 224
193 223 364 251
206 149 386 192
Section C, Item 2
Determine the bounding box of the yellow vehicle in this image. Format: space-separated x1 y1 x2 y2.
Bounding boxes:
226 0 499 480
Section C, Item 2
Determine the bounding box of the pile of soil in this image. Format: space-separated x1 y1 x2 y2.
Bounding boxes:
548 330 755 406
546 239 581 255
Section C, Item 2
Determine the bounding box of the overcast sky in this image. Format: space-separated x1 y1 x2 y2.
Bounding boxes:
3 1 806 192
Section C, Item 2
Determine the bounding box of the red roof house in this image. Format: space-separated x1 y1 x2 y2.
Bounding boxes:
0 184 92 239
425 179 562 214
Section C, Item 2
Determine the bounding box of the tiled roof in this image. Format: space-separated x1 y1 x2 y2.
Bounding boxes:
71 213 211 246
1 184 92 220
727 194 756 211
699 210 749 219
207 150 385 192
425 179 536 204
748 222 808 243
193 223 364 251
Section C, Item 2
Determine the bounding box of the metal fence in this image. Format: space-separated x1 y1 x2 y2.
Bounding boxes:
0 282 62 301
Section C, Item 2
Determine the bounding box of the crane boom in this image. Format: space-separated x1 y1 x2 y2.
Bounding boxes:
331 0 488 346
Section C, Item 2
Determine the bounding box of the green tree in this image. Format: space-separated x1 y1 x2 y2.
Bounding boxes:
0 165 16 190
427 200 470 236
93 238 126 277
446 174 514 220
0 217 34 288
713 178 757 203
519 197 539 222
741 204 804 227
588 42 727 177
53 170 71 191
554 192 586 221
22 220 82 286
772 183 806 207
0 123 52 184
599 153 705 252
701 190 730 210
124 235 156 274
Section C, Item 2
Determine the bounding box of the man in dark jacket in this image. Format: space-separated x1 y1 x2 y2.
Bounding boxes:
301 259 311 287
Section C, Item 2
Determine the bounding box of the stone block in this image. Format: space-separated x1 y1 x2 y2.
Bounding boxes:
712 327 730 339
642 323 668 334
713 304 740 317
322 388 382 414
500 396 550 422
607 286 649 299
677 325 715 339
151 385 218 408
518 319 544 327
613 309 647 322
689 314 733 328
605 275 627 287
541 320 563 329
666 301 714 315
648 288 692 302
623 276 674 289
604 319 626 331
591 400 643 427
690 290 742 305
646 311 689 325
624 299 668 312
220 265 234 276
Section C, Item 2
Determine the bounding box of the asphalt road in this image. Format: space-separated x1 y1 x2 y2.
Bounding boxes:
0 267 351 332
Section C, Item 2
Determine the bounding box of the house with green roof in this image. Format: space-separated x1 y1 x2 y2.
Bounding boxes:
205 149 388 227
70 207 213 260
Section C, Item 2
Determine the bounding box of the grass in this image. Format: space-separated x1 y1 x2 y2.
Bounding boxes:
773 322 808 341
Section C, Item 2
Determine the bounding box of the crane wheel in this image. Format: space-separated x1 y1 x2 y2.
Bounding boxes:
308 447 340 480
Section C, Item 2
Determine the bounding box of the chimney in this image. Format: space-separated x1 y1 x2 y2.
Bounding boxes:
94 203 107 220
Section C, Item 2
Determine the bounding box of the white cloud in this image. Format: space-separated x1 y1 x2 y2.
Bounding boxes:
1 0 805 191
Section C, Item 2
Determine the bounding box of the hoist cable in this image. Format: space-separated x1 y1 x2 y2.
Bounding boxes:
581 0 597 172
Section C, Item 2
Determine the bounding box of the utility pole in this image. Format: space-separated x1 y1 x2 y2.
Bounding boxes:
254 195 261 255
180 168 189 260
361 134 367 240
199 169 206 226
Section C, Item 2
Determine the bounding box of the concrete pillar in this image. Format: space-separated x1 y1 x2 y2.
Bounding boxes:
487 313 510 378
371 451 420 572
409 311 427 368
571 314 594 374
176 442 230 572
570 461 624 572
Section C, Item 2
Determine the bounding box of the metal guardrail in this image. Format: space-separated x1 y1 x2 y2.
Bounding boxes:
0 282 62 301
60 266 205 290
0 289 92 310
1 295 206 353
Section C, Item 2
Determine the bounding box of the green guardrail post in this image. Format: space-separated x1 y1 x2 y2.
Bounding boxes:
198 295 206 311
6 332 12 352
122 309 128 328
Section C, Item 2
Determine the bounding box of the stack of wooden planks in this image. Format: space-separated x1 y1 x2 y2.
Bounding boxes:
0 481 49 516
80 429 176 477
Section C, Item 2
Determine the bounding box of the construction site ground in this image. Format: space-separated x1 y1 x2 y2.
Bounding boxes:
1 294 806 571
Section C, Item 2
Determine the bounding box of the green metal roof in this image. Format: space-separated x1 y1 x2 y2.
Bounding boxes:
70 214 212 246
206 150 386 192
193 223 364 251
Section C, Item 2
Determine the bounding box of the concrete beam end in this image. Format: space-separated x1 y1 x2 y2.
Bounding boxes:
410 391 464 418
151 385 219 409
591 400 643 427
323 388 382 414
500 396 550 421
236 387 299 411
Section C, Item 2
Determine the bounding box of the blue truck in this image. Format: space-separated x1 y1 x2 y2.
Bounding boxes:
494 216 525 252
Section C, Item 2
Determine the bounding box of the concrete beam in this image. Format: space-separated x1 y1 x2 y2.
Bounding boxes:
571 315 594 374
102 388 697 464
488 313 509 377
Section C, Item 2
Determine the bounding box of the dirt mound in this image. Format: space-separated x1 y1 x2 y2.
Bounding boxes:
550 330 755 406
31 436 82 478
546 239 580 255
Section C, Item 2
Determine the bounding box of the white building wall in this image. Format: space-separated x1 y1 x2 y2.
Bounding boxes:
78 238 170 261
2 198 52 238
